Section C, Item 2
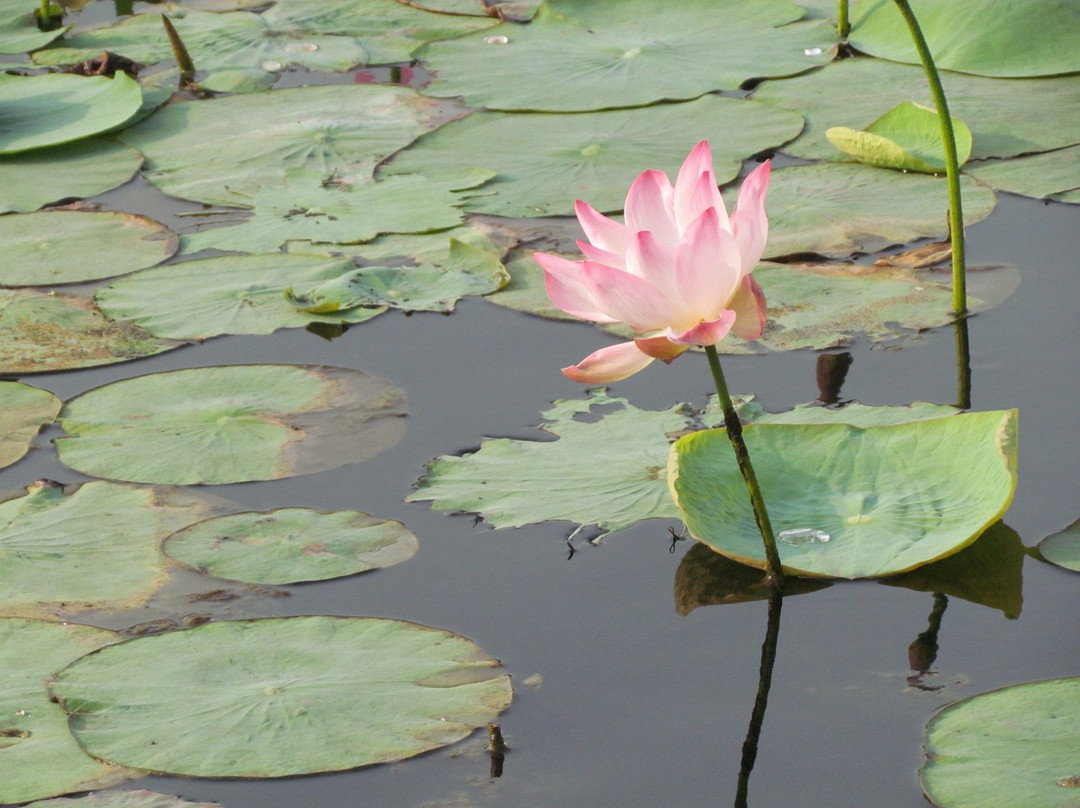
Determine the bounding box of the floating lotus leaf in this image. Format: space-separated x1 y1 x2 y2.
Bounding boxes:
738 399 959 426
163 507 418 585
484 251 579 321
95 254 385 340
281 220 511 262
50 616 512 777
754 58 1080 162
26 791 222 808
0 289 179 374
409 391 691 537
826 101 973 173
0 619 136 804
31 9 368 92
669 410 1019 578
418 0 836 111
260 0 500 64
966 146 1080 204
56 365 407 485
400 0 540 20
285 239 508 313
0 0 67 53
117 85 450 207
0 480 235 617
0 210 177 286
921 678 1080 808
0 139 143 214
381 96 804 216
0 381 61 470
850 0 1080 78
0 73 142 155
1037 518 1080 573
182 170 494 253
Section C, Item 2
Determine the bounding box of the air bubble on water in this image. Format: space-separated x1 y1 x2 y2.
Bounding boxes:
778 528 831 546
484 35 510 45
804 47 823 56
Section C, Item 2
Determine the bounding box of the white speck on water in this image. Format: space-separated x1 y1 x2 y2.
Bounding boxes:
484 35 509 45
804 47 823 56
284 42 318 54
779 528 831 546
262 60 283 72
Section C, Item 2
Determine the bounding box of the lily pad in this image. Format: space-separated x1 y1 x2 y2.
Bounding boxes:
400 0 540 20
0 480 236 617
0 210 177 286
826 101 973 173
0 0 67 53
0 618 136 804
25 792 222 808
56 365 407 485
181 170 494 254
163 507 418 585
381 96 804 216
0 289 179 374
668 410 1019 578
418 0 836 111
95 254 386 340
0 73 143 155
50 616 512 777
738 399 959 426
921 678 1080 808
117 84 450 207
0 139 143 214
754 58 1080 162
1037 518 1080 573
0 381 61 471
966 146 1080 204
850 0 1080 78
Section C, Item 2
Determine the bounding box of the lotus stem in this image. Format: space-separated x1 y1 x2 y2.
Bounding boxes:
953 315 971 409
837 0 850 39
890 0 967 317
703 345 784 589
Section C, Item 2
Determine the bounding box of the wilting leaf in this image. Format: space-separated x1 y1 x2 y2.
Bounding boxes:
826 101 973 173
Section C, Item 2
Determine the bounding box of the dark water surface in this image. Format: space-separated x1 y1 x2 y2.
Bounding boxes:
6 188 1077 807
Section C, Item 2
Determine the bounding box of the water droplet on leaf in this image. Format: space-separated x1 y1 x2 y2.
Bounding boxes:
778 528 831 546
484 35 509 45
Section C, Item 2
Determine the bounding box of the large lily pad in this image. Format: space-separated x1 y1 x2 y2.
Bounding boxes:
1037 518 1080 573
754 58 1080 162
0 289 179 374
850 0 1080 78
56 365 407 485
966 146 1080 204
0 73 143 155
163 507 418 585
0 210 177 286
0 619 136 804
0 0 67 53
668 410 1019 578
0 480 235 617
26 792 222 808
399 0 540 20
0 139 143 214
921 678 1080 808
826 101 973 173
50 616 512 777
117 84 451 207
0 381 61 471
417 0 836 111
381 96 804 216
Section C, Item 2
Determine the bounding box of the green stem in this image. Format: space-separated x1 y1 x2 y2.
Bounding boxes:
704 345 784 589
891 0 967 317
837 0 850 39
953 315 971 409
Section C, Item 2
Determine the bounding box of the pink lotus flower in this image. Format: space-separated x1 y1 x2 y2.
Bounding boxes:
533 141 770 383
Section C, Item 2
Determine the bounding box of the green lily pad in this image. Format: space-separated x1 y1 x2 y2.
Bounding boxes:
26 792 222 808
285 238 509 313
56 365 407 485
738 399 959 426
182 170 494 254
0 480 236 617
0 0 67 53
921 678 1080 808
484 250 579 321
754 58 1080 162
0 381 61 471
850 0 1080 78
50 616 512 777
0 138 143 214
0 210 177 286
260 0 500 64
381 96 804 216
1037 518 1080 573
0 289 179 374
163 507 418 585
400 0 540 20
0 618 136 804
826 101 973 173
95 254 386 340
418 0 835 111
668 410 1019 578
966 145 1080 204
117 84 450 207
0 73 142 155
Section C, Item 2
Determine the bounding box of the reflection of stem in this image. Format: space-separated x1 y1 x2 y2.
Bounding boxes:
815 352 853 405
953 315 971 409
734 588 784 808
704 346 784 589
890 0 967 317
907 593 948 691
837 0 850 39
